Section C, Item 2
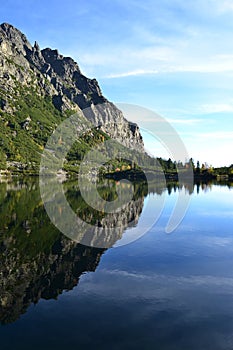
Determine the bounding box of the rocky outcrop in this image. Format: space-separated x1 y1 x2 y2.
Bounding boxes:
0 22 144 155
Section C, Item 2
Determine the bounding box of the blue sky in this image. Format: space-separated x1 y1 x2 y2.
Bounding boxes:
2 0 233 166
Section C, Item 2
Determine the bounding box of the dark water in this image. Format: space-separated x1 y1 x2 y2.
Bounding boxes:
0 179 233 349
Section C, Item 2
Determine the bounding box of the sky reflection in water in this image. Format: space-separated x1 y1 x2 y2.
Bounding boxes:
0 181 233 350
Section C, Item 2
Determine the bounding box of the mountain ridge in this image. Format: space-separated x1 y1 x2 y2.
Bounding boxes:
0 22 144 173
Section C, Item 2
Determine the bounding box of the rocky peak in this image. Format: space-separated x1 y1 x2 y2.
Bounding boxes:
0 22 32 55
33 41 40 52
0 22 144 160
41 48 81 79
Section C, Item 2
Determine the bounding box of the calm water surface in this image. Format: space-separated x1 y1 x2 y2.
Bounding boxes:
0 180 233 349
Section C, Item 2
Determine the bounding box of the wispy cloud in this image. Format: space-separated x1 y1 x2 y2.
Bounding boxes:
198 131 233 140
103 60 233 79
72 0 233 79
167 118 204 125
197 103 233 114
105 69 159 78
92 52 233 79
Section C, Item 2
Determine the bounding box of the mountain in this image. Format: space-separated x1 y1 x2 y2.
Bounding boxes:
0 23 144 173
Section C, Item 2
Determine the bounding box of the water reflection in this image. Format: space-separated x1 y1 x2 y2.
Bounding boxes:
0 178 232 325
0 178 147 324
0 180 105 324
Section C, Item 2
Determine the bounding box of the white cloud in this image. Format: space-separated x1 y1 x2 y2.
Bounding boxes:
167 118 203 125
198 131 233 140
105 69 159 78
198 103 233 114
174 62 233 73
95 55 233 79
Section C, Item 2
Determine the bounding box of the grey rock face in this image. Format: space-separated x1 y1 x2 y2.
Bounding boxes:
0 22 144 152
0 22 32 56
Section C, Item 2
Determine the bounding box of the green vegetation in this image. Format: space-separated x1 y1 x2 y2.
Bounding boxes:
0 81 111 175
0 83 65 171
105 156 233 182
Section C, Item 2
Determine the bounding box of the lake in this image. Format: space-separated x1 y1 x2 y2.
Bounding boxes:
0 179 233 349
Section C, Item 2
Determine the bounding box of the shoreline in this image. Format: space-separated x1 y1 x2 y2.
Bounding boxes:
1 168 233 185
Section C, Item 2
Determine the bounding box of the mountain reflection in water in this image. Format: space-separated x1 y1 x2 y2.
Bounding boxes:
0 178 231 325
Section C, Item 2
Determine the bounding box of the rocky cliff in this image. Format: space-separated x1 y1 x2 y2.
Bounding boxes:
0 23 144 172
